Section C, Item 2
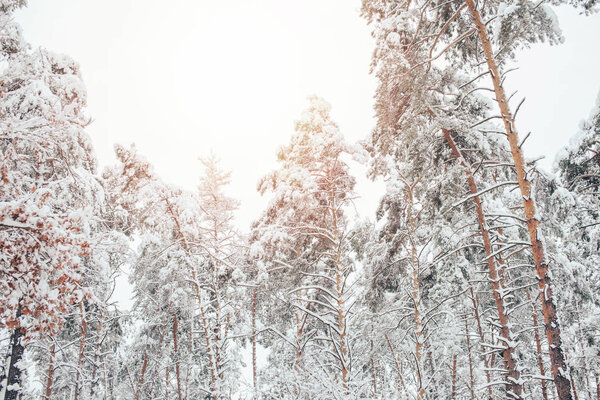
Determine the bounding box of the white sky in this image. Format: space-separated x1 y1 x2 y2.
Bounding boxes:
14 1 600 231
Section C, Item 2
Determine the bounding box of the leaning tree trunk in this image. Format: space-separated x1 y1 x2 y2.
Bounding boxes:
464 0 572 398
5 326 25 400
443 127 523 398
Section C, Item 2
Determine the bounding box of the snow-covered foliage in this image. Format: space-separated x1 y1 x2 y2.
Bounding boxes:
250 97 370 398
0 3 127 399
1 1 599 400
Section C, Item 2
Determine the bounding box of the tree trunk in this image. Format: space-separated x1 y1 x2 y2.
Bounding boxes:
5 326 25 400
327 171 350 393
451 354 458 400
463 1 572 398
334 242 349 391
384 334 408 400
443 128 522 398
42 343 55 400
572 376 580 400
134 353 148 400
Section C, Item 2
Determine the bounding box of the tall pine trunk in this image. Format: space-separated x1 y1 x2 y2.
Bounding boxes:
463 1 572 398
42 343 56 400
328 183 350 393
451 354 457 400
443 127 523 397
384 334 408 400
133 353 148 400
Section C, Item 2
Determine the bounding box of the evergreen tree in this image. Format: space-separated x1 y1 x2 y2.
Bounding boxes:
0 3 104 397
251 96 365 399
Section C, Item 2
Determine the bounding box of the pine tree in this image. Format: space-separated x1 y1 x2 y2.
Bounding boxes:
0 3 102 397
251 96 365 398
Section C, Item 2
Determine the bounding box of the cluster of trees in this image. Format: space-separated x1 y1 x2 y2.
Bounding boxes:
1 0 599 399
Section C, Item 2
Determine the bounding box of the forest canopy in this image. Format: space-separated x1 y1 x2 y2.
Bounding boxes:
1 1 599 399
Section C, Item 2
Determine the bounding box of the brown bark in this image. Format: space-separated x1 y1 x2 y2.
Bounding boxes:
443 128 522 397
572 376 580 400
451 354 458 400
385 333 409 400
334 240 349 390
464 1 572 398
327 168 350 391
42 344 55 400
294 311 307 372
134 353 148 400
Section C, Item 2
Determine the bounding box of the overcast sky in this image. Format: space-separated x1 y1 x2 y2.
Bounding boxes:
14 1 600 231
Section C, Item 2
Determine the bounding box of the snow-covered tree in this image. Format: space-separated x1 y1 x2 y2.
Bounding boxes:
251 96 367 398
103 145 245 399
0 3 105 397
